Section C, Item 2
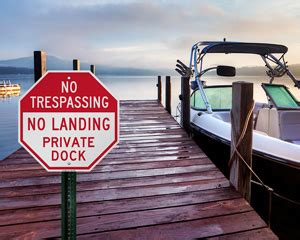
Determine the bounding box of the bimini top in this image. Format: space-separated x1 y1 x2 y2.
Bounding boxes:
196 41 288 55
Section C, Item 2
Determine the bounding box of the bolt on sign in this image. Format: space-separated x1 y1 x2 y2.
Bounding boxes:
19 71 119 172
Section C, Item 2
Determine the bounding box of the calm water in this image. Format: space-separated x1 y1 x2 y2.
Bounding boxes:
0 74 299 160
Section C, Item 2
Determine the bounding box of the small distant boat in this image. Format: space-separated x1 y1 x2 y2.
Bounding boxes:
0 80 21 97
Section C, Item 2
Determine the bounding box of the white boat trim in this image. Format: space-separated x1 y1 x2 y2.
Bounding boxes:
191 109 300 168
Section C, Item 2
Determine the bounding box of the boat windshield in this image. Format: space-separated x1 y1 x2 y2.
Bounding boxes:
262 84 300 109
191 85 232 111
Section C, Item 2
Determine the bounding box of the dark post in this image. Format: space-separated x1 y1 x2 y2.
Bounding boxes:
61 59 81 239
230 81 253 202
34 51 46 82
181 76 190 134
165 76 171 114
157 76 162 103
73 59 80 71
61 172 77 239
90 65 96 74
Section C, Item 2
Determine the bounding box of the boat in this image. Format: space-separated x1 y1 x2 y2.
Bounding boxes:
0 80 21 97
176 41 300 239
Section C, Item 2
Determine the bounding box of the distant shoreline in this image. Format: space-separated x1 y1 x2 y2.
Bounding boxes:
2 55 300 76
0 66 33 74
1 65 300 77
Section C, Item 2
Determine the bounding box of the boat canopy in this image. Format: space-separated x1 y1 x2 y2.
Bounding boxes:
183 40 300 113
197 41 288 55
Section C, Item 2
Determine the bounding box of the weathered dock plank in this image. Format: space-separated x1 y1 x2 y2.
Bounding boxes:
0 100 277 239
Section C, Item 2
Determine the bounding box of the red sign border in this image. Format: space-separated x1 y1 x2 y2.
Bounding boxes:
19 71 119 172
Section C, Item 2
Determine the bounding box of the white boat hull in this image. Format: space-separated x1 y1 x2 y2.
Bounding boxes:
191 109 300 168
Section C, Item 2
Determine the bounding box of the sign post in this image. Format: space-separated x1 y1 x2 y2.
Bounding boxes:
61 172 77 239
19 71 119 239
60 61 80 240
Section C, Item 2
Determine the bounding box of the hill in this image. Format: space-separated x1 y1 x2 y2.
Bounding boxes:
1 55 300 76
0 56 164 76
237 64 300 77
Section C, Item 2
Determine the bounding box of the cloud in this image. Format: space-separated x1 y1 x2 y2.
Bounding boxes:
1 0 300 68
195 3 225 16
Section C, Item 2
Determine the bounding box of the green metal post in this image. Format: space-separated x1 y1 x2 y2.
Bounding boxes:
61 172 77 239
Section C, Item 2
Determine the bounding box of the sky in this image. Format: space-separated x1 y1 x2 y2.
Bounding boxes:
1 0 300 69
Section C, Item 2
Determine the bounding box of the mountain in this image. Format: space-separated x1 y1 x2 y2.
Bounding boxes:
237 64 300 77
0 56 34 69
0 56 166 76
203 64 300 77
236 66 266 76
214 64 300 77
1 55 300 76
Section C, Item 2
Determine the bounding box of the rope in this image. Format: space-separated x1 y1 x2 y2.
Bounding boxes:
229 100 272 190
229 100 255 169
251 180 300 206
173 102 181 121
268 188 273 228
228 100 300 227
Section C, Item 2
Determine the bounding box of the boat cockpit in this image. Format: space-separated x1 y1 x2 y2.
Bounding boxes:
190 83 300 143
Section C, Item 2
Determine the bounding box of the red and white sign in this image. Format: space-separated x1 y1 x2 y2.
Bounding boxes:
19 71 119 172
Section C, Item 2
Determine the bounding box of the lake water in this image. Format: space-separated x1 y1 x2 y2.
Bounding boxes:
0 74 299 160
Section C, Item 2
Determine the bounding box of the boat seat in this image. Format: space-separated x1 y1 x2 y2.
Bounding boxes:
256 108 300 142
255 108 270 135
253 129 268 136
254 102 268 117
290 140 300 145
278 110 300 143
212 112 231 123
212 102 267 124
255 107 280 137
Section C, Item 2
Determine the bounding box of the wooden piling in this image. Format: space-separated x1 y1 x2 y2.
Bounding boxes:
90 65 96 74
73 59 80 71
157 76 162 103
181 77 190 134
33 51 46 82
165 76 171 114
230 81 253 202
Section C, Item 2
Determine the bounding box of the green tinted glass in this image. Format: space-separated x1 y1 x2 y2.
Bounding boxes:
263 85 299 108
191 86 232 110
193 89 205 109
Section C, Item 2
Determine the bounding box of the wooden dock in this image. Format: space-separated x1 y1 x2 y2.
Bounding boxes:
0 100 277 239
